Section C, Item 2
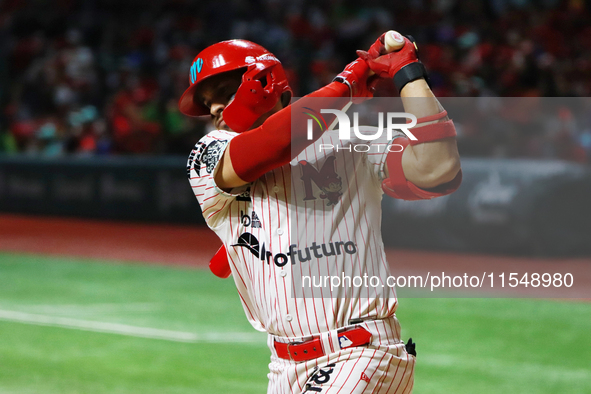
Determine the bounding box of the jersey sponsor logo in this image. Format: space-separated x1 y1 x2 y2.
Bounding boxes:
304 363 336 392
299 156 342 206
236 188 251 202
232 233 260 257
338 335 353 349
231 232 358 267
241 210 261 228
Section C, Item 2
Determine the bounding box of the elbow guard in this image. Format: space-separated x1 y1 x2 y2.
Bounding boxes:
406 110 456 146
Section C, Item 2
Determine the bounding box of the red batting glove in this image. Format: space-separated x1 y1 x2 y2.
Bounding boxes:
333 58 378 103
356 34 419 79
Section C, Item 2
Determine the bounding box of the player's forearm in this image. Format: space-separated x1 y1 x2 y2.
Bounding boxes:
399 79 445 119
401 139 460 189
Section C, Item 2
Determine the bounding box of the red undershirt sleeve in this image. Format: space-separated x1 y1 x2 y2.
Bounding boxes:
229 82 350 182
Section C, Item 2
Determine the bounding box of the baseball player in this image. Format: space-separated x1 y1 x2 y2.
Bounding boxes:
180 32 461 393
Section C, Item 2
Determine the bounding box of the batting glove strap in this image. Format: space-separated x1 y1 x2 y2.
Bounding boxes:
333 58 375 103
332 76 353 96
394 61 430 93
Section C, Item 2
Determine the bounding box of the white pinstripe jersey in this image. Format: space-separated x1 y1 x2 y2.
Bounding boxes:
188 128 405 338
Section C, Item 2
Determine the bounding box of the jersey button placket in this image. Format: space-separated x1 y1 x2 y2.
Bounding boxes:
285 314 293 322
277 228 284 235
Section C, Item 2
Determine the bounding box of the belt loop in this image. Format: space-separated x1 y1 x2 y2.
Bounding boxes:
268 334 278 358
348 318 364 325
329 328 341 352
320 330 334 354
285 343 294 361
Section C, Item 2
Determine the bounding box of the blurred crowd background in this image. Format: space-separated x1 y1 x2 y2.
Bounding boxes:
0 0 590 161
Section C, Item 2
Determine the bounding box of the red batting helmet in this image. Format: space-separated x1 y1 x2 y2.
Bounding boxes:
178 39 292 132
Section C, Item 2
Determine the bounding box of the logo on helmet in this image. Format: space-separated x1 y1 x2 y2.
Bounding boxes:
190 58 204 84
244 54 278 64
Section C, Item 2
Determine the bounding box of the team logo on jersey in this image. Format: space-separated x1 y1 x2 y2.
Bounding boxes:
187 139 228 177
187 141 207 177
299 156 342 206
202 140 228 174
231 232 357 267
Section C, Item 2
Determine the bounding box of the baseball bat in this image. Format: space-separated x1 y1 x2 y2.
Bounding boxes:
384 30 405 53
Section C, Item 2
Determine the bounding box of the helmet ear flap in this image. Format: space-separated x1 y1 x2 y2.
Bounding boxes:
223 66 283 132
243 63 273 94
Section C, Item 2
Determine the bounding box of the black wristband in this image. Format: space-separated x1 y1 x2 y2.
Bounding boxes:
393 62 429 92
